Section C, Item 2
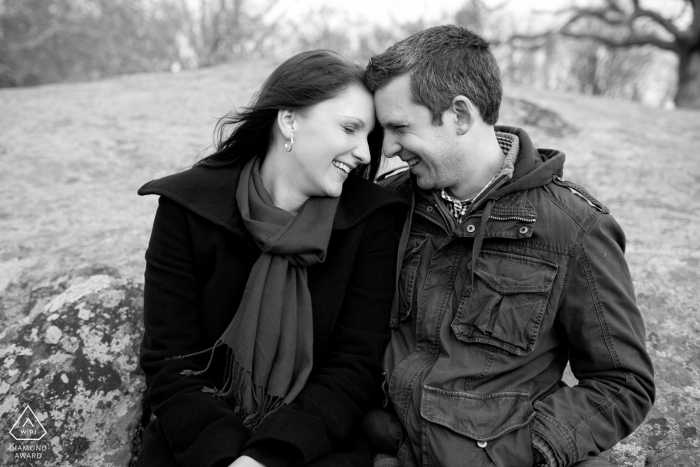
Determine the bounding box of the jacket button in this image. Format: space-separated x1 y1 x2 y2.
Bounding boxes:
477 441 487 448
519 226 529 235
466 225 476 233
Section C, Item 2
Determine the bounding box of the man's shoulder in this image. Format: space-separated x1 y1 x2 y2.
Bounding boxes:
543 176 609 217
529 176 617 243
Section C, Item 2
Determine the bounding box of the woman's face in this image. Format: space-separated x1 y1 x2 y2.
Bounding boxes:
287 84 375 199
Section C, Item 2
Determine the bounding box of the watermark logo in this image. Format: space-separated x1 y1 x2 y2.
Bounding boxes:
9 406 46 441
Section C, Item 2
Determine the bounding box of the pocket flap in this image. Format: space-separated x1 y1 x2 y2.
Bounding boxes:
420 385 535 441
473 251 557 294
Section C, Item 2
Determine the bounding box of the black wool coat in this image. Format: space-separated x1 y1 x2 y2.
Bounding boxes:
136 161 407 467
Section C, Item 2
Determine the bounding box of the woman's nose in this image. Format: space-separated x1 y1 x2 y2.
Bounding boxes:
353 140 371 165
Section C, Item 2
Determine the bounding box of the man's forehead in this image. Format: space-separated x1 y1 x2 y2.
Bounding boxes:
374 81 435 128
374 78 412 117
375 74 411 99
374 103 411 127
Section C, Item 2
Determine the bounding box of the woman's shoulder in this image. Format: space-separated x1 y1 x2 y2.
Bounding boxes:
138 164 244 232
138 164 241 199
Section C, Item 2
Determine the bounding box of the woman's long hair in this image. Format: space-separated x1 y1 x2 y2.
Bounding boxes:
196 50 383 181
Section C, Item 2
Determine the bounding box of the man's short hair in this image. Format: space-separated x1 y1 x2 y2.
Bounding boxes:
365 25 502 126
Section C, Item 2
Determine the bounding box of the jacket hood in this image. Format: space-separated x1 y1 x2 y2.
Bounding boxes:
485 126 565 202
138 159 408 233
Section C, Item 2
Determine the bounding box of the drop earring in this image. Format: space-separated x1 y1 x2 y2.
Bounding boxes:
285 136 294 152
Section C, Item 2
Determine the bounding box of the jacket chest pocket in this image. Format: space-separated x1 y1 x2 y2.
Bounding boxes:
452 251 557 356
398 233 429 322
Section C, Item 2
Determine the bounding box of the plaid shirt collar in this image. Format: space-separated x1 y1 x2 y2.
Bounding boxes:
439 132 520 220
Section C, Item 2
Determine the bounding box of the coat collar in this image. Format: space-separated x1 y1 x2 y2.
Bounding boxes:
138 160 408 234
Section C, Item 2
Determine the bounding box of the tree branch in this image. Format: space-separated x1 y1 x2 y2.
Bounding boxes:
511 15 678 53
510 31 555 42
508 31 557 50
604 0 626 14
631 3 684 40
561 7 628 29
557 3 683 52
560 30 678 51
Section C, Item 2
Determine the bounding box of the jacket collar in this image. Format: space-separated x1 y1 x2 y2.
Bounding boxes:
138 159 408 234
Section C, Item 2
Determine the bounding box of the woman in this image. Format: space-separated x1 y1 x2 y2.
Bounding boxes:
136 50 406 467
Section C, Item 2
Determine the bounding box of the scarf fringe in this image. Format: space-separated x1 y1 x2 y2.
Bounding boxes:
179 343 285 433
177 340 222 376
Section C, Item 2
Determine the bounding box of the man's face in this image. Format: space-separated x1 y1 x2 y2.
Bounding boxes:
374 74 467 194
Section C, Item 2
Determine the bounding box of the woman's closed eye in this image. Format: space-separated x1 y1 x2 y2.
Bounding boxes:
343 125 357 134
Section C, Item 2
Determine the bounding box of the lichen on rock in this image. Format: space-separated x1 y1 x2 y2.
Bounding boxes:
0 268 144 466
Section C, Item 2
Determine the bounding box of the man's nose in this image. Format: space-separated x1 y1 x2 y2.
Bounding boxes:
382 134 401 158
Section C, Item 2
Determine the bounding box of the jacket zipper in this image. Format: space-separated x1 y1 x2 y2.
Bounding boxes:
415 207 450 235
469 213 536 223
435 203 452 233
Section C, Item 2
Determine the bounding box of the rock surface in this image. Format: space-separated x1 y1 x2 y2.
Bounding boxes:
0 267 144 466
0 61 698 465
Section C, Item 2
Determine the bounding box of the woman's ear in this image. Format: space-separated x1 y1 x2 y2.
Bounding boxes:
450 96 475 136
277 109 295 138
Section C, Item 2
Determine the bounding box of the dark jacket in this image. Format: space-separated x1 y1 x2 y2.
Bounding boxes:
137 161 407 467
381 126 655 467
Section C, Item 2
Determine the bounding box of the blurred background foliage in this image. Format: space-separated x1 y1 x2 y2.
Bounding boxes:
0 0 698 109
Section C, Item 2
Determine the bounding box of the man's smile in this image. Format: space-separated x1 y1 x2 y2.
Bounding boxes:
406 157 421 168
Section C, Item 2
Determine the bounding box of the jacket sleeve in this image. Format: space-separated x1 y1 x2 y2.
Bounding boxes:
530 212 655 467
141 197 249 467
240 208 399 467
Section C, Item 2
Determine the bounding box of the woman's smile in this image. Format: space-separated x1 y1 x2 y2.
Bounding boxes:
332 160 352 174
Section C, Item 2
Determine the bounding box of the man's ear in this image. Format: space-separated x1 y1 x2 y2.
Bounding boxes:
277 109 295 138
450 96 475 136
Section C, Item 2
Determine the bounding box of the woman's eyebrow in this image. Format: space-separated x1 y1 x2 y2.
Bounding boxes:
340 116 366 127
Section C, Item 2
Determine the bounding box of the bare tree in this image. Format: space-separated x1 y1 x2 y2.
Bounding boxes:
178 0 280 67
539 0 700 109
0 0 185 87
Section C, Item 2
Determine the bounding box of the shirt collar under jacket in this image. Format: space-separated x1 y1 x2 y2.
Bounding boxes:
439 132 520 220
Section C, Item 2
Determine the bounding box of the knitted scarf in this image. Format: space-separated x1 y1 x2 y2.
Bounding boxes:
182 156 339 432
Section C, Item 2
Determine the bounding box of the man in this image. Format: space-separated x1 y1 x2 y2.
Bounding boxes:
363 25 654 467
